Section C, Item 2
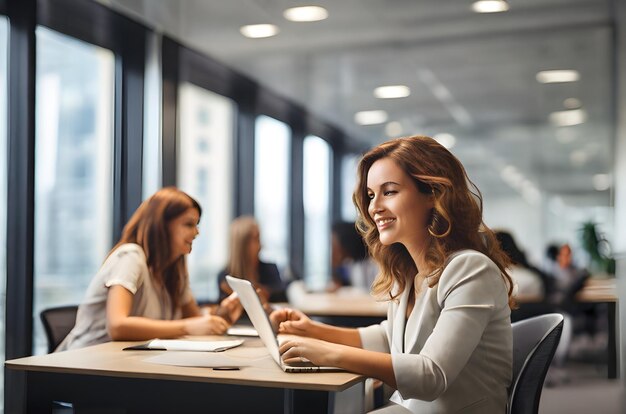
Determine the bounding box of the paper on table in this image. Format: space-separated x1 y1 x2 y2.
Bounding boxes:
144 352 253 368
148 339 244 352
226 326 259 337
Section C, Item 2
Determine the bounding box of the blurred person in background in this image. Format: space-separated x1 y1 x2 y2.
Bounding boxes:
551 244 605 357
328 221 378 292
543 243 560 275
496 232 572 385
551 244 589 306
218 216 287 302
58 187 242 352
494 230 546 300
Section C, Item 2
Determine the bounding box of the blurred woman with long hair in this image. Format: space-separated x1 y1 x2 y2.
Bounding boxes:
58 187 241 351
218 216 286 302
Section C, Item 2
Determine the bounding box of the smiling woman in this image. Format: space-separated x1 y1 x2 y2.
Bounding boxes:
55 187 243 352
273 136 515 413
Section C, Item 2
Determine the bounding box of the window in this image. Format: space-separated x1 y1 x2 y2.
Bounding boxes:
254 115 291 270
341 154 359 220
33 27 114 354
303 136 331 289
178 83 235 301
142 32 161 199
0 14 8 409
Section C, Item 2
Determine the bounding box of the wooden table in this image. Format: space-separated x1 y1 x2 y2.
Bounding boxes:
287 285 387 327
5 337 365 414
576 278 618 379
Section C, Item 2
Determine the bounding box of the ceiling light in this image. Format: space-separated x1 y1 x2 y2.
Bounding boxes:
385 121 403 137
240 24 279 39
354 110 388 126
283 6 328 22
433 133 456 149
593 174 611 191
563 98 582 109
500 165 524 188
374 85 411 99
549 109 587 127
472 0 509 13
570 150 588 166
536 70 580 83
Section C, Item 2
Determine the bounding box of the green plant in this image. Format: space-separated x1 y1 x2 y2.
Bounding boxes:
580 221 616 275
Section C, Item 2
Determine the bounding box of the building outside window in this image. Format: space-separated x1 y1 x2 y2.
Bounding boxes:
33 27 114 355
254 115 291 271
303 135 331 289
178 83 235 301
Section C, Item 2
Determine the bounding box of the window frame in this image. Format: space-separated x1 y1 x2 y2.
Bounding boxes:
161 36 349 279
5 0 146 410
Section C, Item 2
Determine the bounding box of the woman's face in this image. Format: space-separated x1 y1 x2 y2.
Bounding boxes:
557 244 572 268
168 207 200 260
366 157 434 253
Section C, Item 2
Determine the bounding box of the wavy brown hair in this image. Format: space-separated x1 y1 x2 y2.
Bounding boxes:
112 187 202 311
353 136 514 307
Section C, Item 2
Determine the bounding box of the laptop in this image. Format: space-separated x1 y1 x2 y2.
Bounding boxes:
225 275 342 373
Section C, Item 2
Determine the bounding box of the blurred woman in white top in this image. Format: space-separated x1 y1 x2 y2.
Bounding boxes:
57 187 242 351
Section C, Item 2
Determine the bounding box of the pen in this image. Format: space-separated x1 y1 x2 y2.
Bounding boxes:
212 367 240 371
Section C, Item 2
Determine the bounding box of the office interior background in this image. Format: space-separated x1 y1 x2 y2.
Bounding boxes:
1 0 626 412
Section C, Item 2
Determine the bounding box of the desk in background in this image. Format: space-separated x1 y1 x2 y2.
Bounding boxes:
515 277 618 379
5 337 365 414
287 284 387 327
575 278 618 379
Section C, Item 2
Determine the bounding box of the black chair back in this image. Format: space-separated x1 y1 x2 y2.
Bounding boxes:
509 313 564 414
40 305 79 353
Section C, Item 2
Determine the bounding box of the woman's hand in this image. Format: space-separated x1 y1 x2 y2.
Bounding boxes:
216 292 244 324
269 308 313 335
279 337 341 367
183 315 230 335
253 284 271 302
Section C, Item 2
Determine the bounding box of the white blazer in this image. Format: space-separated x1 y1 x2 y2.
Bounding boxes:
359 250 512 413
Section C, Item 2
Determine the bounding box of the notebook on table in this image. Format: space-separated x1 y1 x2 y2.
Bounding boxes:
225 275 342 373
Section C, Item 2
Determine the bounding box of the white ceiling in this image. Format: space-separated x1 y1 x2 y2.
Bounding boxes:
99 0 615 203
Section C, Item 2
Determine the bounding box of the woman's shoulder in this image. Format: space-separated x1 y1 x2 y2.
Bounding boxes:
259 261 279 273
438 250 502 288
436 249 508 305
445 249 497 268
107 243 146 262
111 242 144 254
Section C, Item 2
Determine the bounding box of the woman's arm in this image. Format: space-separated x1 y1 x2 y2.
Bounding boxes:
279 338 397 388
181 298 202 318
106 285 230 340
270 308 362 347
272 308 397 385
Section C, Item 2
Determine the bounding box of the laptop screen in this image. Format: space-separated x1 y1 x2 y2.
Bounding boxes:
225 275 282 364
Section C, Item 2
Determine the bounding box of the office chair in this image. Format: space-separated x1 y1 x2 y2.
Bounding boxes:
508 313 564 414
40 305 79 353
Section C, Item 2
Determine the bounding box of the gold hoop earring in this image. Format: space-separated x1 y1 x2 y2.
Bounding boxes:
428 210 451 238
